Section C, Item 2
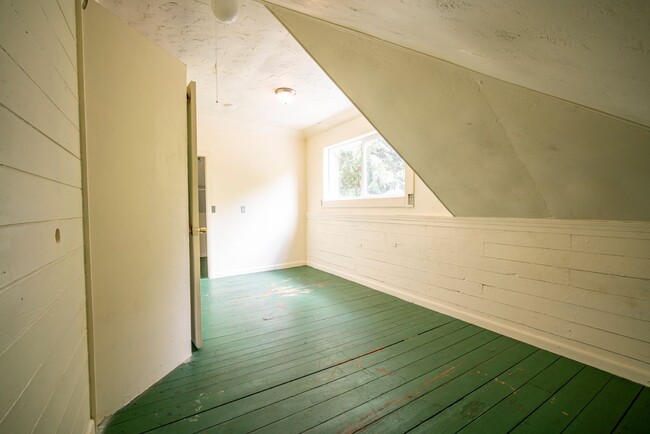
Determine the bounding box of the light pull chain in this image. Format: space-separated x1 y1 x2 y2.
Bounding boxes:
214 16 219 104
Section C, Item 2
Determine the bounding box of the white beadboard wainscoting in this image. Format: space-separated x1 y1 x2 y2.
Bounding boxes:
307 214 650 386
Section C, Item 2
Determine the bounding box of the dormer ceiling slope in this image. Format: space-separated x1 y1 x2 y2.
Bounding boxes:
266 2 650 220
265 0 650 127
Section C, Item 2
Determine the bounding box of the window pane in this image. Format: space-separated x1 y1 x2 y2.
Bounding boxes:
330 142 362 198
364 138 405 197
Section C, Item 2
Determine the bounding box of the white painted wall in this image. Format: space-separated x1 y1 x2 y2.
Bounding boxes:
82 1 190 423
306 116 650 387
0 0 92 433
197 115 307 278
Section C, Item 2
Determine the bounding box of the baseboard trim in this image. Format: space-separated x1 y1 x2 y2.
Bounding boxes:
308 259 650 387
85 419 96 434
211 261 307 279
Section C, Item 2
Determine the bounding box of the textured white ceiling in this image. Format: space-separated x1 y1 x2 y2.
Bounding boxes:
98 0 649 128
98 0 354 130
265 0 650 126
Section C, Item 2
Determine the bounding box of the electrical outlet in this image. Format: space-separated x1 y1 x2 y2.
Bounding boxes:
408 194 415 205
211 205 216 213
241 206 246 213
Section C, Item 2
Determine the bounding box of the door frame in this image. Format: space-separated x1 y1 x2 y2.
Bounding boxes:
197 154 210 279
187 81 203 349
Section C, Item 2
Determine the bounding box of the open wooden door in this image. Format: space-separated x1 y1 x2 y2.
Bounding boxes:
187 81 203 349
82 0 192 420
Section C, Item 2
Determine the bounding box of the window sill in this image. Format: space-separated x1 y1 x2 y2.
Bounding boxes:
322 196 413 208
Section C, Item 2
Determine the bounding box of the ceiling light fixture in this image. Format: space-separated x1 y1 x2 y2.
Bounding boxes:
210 0 239 24
275 87 296 104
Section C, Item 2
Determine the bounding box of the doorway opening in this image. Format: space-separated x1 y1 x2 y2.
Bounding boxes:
198 156 209 278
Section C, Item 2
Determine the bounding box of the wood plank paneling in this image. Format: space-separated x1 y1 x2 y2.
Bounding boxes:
0 278 85 419
56 0 77 39
39 0 77 64
0 219 83 289
0 300 86 431
307 215 650 386
572 235 650 259
570 269 649 300
484 243 650 280
33 333 89 434
70 387 91 434
0 42 79 156
0 248 84 352
9 0 78 92
0 0 78 125
57 363 90 434
0 105 81 187
0 0 90 432
0 167 82 225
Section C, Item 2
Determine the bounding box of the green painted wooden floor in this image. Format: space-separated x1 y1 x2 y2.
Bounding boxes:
102 266 648 433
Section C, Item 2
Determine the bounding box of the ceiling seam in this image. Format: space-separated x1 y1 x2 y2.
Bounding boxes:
475 81 553 218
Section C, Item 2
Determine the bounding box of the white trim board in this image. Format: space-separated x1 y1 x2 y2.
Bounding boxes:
212 261 307 279
85 420 96 434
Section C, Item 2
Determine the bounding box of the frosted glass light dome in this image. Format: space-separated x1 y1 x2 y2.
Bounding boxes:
275 88 296 104
211 0 239 24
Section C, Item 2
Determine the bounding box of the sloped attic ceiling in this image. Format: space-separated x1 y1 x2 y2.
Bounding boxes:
266 2 650 220
265 0 650 127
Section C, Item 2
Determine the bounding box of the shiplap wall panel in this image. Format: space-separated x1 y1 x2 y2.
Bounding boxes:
571 235 650 259
307 215 650 385
0 1 78 128
0 106 81 187
33 333 87 433
39 0 77 62
484 243 650 279
0 248 84 352
0 297 85 430
482 230 571 250
570 269 649 300
57 0 76 37
57 363 90 434
0 48 79 156
0 279 84 417
70 389 91 434
0 167 82 225
9 0 78 94
0 0 90 432
479 285 643 342
446 263 650 321
0 219 83 289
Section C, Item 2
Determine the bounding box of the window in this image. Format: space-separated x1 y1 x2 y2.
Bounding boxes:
323 133 413 207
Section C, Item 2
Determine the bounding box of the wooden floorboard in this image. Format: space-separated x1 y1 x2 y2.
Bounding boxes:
101 266 649 433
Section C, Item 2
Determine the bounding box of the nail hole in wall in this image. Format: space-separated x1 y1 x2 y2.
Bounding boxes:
55 228 61 243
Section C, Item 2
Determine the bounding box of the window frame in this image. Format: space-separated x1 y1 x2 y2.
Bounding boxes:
322 132 414 208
